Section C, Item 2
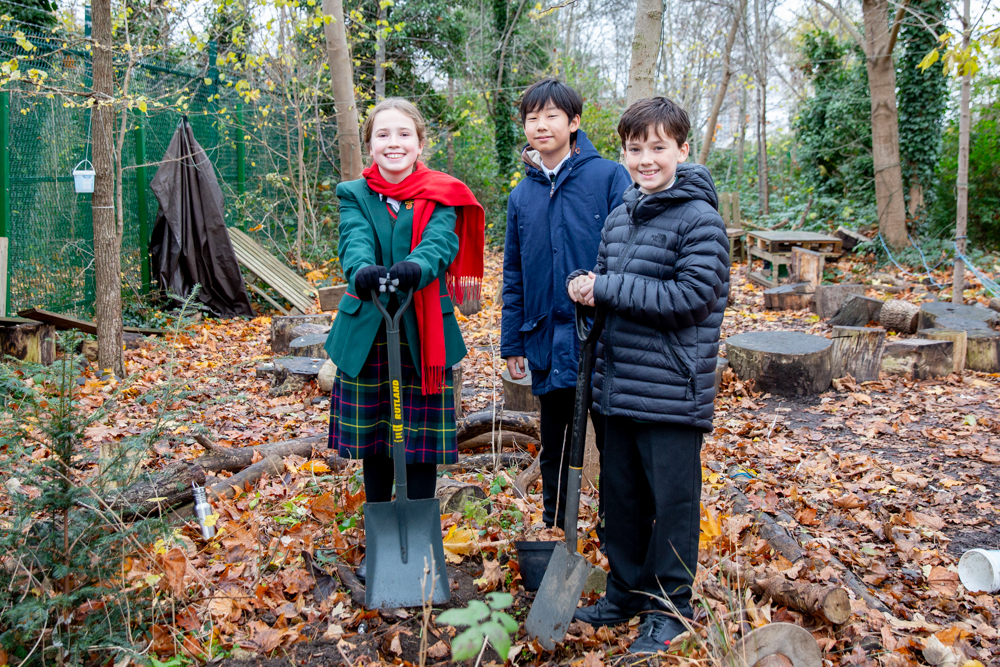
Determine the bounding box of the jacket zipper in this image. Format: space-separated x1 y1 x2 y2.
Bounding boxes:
662 332 696 401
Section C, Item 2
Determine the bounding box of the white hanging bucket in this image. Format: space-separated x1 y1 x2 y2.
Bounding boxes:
72 160 95 193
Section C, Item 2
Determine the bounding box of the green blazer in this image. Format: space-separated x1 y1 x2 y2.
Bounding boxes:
324 178 469 379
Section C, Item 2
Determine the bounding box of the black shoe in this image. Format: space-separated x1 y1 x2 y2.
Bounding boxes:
628 612 687 655
356 557 366 584
572 596 636 627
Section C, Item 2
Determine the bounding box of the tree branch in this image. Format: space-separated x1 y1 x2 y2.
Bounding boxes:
814 0 869 55
886 0 914 56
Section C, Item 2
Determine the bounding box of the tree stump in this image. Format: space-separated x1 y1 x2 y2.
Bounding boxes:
882 339 953 379
966 330 1000 373
932 316 992 332
918 301 999 331
831 326 886 382
989 297 1000 313
878 300 920 334
502 367 541 412
790 247 824 288
291 323 331 338
455 296 482 316
829 295 884 327
763 283 813 311
0 321 55 364
920 329 967 374
269 357 326 395
289 333 329 359
452 362 464 420
271 314 333 355
835 226 870 252
726 623 822 667
436 478 487 513
317 284 348 311
726 331 833 395
812 284 865 319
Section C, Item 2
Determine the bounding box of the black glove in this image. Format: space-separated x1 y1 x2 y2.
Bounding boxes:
354 265 388 300
389 261 422 293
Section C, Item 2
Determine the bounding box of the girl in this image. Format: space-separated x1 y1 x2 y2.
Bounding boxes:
324 98 484 581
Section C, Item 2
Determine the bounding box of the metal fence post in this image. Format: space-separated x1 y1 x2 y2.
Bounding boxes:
0 90 10 315
133 112 151 294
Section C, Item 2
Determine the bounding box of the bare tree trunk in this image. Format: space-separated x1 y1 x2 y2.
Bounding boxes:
447 76 456 175
626 0 664 105
737 88 747 185
90 0 124 377
953 0 971 304
323 0 364 180
754 0 769 215
374 0 387 101
699 0 747 165
564 1 575 66
862 0 908 248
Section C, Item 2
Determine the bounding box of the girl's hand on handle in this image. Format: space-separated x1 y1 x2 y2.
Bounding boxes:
506 356 527 380
355 265 388 300
568 272 597 307
388 261 422 292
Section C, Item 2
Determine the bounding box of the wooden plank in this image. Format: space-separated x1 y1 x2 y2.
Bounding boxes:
731 192 742 228
227 228 316 313
0 237 7 318
229 228 315 295
16 308 165 336
247 283 292 316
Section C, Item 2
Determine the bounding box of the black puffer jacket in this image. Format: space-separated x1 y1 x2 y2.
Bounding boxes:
578 163 730 431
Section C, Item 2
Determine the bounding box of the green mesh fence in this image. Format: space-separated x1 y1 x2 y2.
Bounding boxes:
0 27 326 318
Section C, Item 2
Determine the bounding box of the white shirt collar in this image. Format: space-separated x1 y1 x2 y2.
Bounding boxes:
540 151 572 181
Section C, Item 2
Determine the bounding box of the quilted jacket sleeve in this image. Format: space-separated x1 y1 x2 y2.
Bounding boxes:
500 196 525 358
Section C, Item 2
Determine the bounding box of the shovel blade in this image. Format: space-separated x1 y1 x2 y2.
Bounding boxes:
525 543 591 651
363 498 451 609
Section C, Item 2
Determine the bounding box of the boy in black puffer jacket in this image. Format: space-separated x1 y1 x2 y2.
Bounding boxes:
567 97 730 655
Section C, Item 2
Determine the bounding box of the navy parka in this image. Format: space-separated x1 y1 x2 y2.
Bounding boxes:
500 130 632 395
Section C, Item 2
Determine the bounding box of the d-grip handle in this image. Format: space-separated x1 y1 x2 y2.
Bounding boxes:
370 288 413 330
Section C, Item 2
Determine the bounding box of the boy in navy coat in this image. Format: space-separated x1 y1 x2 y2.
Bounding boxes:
500 79 631 539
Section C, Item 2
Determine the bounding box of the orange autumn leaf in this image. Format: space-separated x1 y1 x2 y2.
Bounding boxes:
310 492 339 523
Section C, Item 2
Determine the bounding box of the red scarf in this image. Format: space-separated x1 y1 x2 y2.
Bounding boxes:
363 162 485 395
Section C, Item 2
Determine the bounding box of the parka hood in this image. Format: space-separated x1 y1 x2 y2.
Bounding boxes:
520 129 603 180
623 162 719 223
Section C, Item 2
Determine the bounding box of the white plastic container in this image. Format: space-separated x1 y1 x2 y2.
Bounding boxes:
958 549 1000 593
72 159 95 193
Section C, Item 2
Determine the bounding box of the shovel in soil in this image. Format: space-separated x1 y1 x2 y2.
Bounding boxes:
525 303 606 650
363 287 450 609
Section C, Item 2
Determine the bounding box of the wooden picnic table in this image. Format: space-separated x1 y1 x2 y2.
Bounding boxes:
746 231 842 288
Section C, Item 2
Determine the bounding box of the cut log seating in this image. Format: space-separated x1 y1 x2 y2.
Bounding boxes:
830 326 886 382
228 227 317 314
918 301 999 332
501 367 541 412
919 329 967 374
811 284 865 319
932 316 992 331
0 319 55 364
878 300 920 334
881 339 953 379
289 333 329 359
829 294 884 327
790 247 824 288
726 331 833 396
966 329 1000 373
834 225 871 252
318 284 349 311
290 322 331 338
271 314 332 355
763 283 813 311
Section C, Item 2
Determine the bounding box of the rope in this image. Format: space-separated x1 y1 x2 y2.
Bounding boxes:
878 233 951 288
954 245 1000 298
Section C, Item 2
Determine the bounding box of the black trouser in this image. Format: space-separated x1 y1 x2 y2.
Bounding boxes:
603 416 702 618
362 453 437 502
538 388 605 543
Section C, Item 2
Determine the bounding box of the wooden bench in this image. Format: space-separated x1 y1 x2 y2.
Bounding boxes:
747 231 843 288
718 192 745 263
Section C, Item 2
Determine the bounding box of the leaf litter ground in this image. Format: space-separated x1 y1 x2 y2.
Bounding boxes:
4 250 1000 666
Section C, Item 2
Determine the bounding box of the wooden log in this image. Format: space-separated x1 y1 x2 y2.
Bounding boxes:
106 461 207 515
193 434 326 473
878 300 920 334
763 282 813 311
918 301 999 331
210 453 285 501
289 333 329 359
501 368 540 412
726 623 822 667
830 326 885 382
966 329 1000 372
436 478 487 513
514 453 541 499
835 226 871 252
829 295 884 327
455 410 541 443
812 284 865 319
441 452 535 473
452 362 463 420
0 321 55 364
458 431 538 452
931 316 992 332
989 297 1000 313
271 314 333 355
790 247 824 288
317 284 348 311
920 329 967 374
583 414 600 492
753 576 851 626
290 322 331 338
882 339 953 379
725 331 832 396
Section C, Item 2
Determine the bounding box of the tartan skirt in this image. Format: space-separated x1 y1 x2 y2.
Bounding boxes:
328 330 458 464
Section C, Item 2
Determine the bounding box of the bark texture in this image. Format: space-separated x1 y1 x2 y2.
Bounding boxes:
322 0 364 180
878 299 919 333
830 326 886 382
953 0 971 304
626 0 664 105
698 0 747 165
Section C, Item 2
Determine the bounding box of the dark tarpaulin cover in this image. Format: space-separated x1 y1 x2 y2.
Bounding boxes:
149 118 254 318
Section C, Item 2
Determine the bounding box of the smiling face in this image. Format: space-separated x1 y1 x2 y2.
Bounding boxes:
368 108 424 183
522 101 581 169
624 124 689 194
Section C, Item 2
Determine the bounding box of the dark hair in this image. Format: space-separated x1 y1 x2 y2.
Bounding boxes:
617 97 690 149
519 78 583 126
